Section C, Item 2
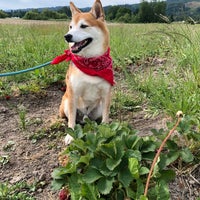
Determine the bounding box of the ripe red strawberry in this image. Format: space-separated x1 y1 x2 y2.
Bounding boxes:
5 95 11 100
60 86 66 92
59 188 70 200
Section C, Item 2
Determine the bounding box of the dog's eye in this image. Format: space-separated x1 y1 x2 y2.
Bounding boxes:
69 25 72 29
80 24 89 29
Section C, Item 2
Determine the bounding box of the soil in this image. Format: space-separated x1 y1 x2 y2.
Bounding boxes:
0 83 199 200
0 84 64 200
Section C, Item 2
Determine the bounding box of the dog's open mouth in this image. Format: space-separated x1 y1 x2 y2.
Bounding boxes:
71 38 93 53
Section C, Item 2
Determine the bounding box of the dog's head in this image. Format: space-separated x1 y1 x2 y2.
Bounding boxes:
64 0 109 57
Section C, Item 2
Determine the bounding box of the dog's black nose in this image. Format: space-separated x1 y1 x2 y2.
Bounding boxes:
64 34 73 42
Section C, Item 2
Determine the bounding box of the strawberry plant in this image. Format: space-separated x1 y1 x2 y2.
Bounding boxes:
52 118 196 200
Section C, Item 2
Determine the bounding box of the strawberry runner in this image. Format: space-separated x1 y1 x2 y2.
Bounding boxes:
51 48 114 86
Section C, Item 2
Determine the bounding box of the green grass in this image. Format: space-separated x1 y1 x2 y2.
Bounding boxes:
0 22 68 94
0 20 200 128
111 23 200 125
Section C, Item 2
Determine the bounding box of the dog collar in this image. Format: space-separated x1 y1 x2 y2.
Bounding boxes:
51 48 114 86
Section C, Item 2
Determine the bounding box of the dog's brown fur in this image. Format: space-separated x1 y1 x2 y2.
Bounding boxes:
59 0 112 144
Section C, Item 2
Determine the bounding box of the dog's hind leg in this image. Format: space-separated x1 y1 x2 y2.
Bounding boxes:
59 99 66 118
59 92 77 127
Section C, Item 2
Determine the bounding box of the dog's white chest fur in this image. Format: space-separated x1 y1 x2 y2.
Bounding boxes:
70 64 110 107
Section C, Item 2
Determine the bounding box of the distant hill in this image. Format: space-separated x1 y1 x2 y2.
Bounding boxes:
185 1 200 8
166 0 200 20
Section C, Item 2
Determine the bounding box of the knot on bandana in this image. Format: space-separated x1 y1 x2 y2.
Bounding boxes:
51 48 114 86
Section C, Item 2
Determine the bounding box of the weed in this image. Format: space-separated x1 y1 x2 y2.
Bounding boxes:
0 80 11 98
18 105 27 130
0 181 36 200
111 89 143 122
0 155 10 166
3 141 15 151
29 121 66 143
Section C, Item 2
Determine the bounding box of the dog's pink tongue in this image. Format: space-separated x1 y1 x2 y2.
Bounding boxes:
71 41 84 51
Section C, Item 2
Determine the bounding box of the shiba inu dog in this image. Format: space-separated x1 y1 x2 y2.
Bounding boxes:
54 0 114 145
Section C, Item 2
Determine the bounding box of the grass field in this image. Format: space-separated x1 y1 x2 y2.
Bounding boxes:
0 19 199 127
0 19 200 200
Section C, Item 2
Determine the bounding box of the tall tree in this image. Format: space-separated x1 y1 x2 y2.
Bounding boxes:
0 10 8 18
138 1 154 23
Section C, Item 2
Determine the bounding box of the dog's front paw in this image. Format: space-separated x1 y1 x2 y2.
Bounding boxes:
64 134 74 145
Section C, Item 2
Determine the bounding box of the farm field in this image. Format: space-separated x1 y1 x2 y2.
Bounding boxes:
0 19 200 199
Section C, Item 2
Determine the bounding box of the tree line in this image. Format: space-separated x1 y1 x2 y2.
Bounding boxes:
22 9 68 20
1 7 70 20
106 1 166 23
1 1 167 23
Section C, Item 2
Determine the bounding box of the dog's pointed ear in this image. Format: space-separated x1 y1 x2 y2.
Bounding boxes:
70 2 81 16
90 0 105 21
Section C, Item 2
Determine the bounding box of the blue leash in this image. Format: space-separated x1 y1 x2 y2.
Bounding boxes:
0 61 52 77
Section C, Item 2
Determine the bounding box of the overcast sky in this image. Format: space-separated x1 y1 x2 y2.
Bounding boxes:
1 0 144 10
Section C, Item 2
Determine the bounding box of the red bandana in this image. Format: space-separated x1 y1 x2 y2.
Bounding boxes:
51 48 114 86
